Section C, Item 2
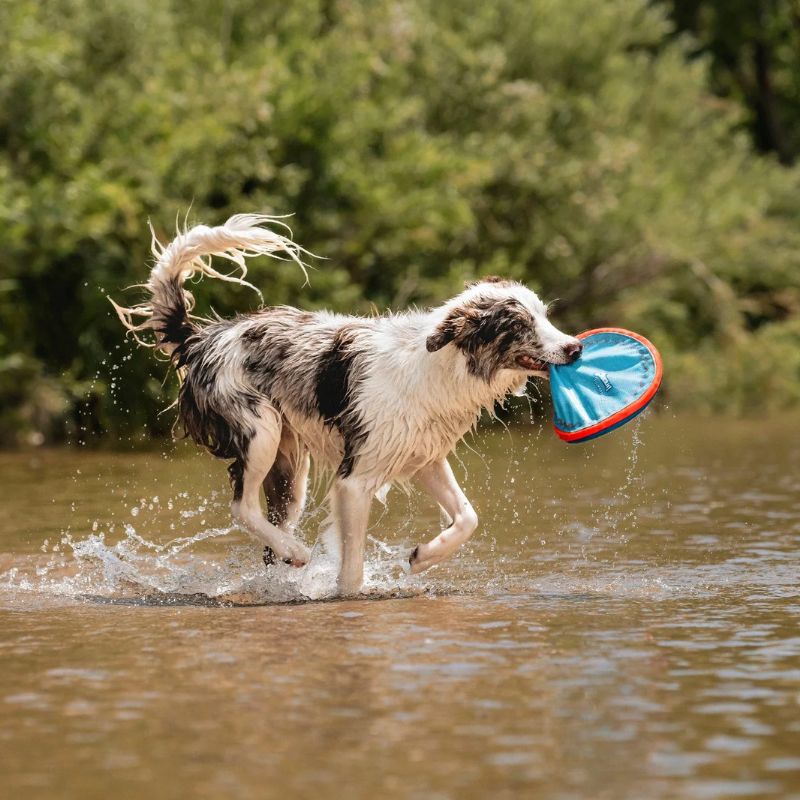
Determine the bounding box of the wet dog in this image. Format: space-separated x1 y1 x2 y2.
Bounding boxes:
114 214 581 595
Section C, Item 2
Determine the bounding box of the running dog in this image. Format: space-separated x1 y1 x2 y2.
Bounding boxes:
113 214 581 595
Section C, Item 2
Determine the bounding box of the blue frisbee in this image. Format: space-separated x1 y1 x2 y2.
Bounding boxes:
549 328 663 443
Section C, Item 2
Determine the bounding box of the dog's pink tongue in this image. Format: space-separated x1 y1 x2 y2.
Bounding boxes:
517 355 546 371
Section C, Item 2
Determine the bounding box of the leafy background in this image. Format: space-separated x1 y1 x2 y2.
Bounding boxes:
1 0 799 446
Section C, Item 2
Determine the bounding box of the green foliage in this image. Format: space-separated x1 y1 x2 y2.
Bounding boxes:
668 317 800 413
667 0 800 164
1 0 798 445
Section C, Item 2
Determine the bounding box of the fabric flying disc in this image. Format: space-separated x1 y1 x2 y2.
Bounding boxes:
549 328 662 444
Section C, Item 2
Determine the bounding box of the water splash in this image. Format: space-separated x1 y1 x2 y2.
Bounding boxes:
0 495 429 606
601 413 646 539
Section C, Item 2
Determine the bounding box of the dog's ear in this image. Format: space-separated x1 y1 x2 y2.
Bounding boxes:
426 316 457 352
425 305 485 353
427 300 520 352
426 306 475 352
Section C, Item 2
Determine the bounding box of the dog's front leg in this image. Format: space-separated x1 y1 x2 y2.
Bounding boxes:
409 459 478 574
332 477 372 596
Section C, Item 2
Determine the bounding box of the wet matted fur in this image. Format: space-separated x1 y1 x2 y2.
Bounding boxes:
113 214 582 595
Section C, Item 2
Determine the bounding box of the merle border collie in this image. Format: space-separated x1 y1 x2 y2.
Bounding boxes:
113 214 581 595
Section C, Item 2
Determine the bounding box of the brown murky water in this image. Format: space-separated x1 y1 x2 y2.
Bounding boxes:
1 414 799 799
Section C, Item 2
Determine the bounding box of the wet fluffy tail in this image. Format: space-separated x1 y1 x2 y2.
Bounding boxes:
111 214 310 359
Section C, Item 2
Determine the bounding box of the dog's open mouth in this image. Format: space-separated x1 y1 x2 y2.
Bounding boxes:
516 354 548 371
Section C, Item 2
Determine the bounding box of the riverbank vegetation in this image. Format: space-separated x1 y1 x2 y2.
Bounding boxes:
1 0 799 445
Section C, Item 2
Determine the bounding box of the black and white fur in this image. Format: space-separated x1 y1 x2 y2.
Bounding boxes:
113 214 582 595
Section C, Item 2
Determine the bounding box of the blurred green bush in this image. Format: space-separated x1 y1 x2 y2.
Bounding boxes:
1 0 798 445
669 0 800 166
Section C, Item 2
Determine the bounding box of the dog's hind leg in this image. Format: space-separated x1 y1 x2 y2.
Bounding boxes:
230 407 311 567
261 427 311 566
408 459 478 574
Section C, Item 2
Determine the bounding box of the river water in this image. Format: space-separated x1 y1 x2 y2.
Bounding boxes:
1 414 799 799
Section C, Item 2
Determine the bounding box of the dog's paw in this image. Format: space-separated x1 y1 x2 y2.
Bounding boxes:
285 542 311 567
401 546 418 574
408 544 441 575
262 543 311 570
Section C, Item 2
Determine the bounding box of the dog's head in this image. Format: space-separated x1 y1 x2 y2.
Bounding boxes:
426 277 581 380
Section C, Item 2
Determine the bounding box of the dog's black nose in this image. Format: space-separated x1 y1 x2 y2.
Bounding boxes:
563 341 583 362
